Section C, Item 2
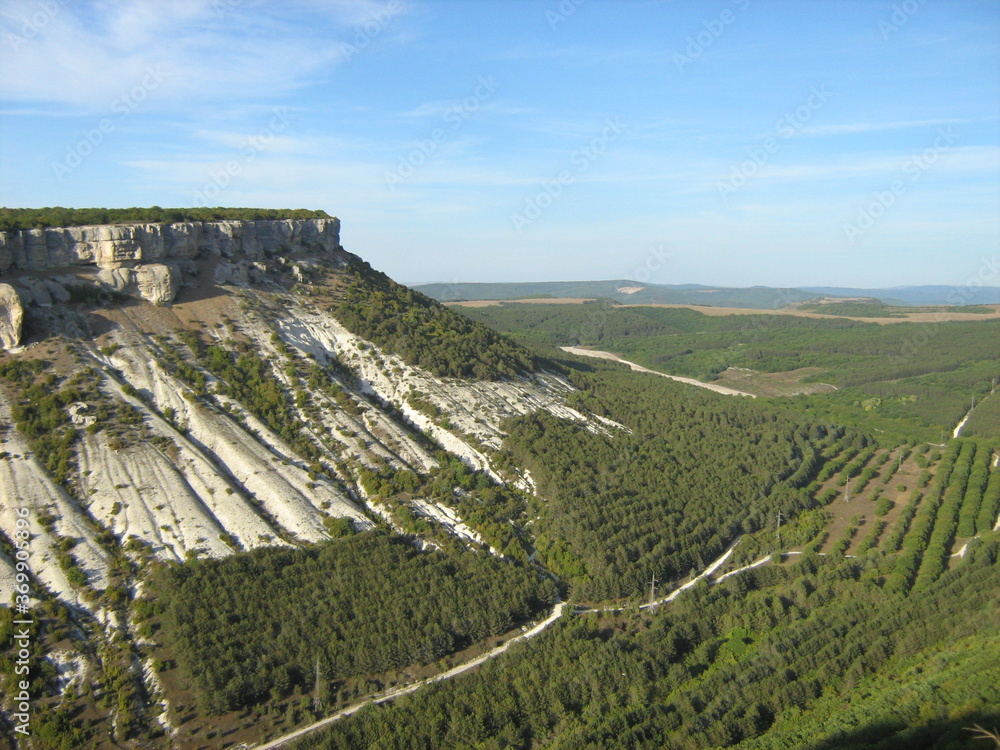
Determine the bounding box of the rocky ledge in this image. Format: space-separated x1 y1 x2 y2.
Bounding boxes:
0 218 340 273
0 218 341 348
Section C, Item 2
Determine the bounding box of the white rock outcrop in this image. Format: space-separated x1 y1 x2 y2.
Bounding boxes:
0 218 341 273
135 264 180 306
0 283 24 349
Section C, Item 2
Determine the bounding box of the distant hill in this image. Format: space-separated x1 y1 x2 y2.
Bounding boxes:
414 280 1000 309
413 280 821 309
801 285 1000 306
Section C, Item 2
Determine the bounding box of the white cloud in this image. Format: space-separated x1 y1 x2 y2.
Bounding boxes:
800 118 969 137
0 0 411 112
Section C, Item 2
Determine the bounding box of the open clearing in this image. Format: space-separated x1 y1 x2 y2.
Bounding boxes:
713 366 838 397
621 303 1000 324
447 297 598 307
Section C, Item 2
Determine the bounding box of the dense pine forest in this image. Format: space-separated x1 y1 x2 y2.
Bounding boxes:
294 535 1000 750
145 532 556 713
500 361 846 600
330 257 536 380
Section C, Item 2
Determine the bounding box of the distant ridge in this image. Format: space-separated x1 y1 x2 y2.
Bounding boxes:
800 285 1000 307
413 280 818 309
414 280 1000 309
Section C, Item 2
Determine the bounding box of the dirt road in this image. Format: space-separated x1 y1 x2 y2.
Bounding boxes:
254 602 567 750
560 347 756 398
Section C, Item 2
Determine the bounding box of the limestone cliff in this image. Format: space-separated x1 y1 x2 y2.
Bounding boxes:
0 217 341 274
0 283 24 349
0 218 341 347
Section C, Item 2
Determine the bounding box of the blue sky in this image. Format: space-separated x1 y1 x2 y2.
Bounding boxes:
1 0 998 289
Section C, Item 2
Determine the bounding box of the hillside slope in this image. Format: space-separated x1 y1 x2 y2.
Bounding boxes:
0 218 617 746
0 216 997 749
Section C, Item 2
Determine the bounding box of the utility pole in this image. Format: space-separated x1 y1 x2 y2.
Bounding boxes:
312 654 323 713
776 511 783 548
844 485 850 503
648 572 658 606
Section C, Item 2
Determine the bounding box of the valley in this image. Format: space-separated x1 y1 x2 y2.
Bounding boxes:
0 213 997 750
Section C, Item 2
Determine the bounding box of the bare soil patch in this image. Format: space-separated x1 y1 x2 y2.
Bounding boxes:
448 297 598 307
714 367 838 397
811 447 921 555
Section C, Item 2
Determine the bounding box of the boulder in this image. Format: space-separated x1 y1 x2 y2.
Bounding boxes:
135 264 180 305
67 402 96 427
97 267 134 293
0 283 24 349
14 276 52 307
214 260 249 287
45 279 71 304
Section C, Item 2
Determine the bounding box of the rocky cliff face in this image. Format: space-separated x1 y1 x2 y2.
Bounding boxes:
0 218 341 347
0 218 341 273
0 283 23 349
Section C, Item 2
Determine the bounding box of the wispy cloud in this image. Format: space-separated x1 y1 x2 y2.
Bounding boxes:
0 0 411 112
800 118 969 136
395 101 530 119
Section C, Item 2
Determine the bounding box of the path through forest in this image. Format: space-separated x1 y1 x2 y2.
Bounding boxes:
560 347 756 398
254 602 567 749
253 537 748 748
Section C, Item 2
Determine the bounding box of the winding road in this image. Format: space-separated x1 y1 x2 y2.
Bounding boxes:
253 539 749 749
254 602 567 750
560 347 756 398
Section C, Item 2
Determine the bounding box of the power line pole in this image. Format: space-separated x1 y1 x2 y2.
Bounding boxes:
312 653 323 714
648 572 658 606
776 511 783 548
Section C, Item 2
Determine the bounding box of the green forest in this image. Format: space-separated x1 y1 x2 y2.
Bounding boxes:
457 302 1000 441
330 257 536 380
499 362 847 600
293 534 1000 750
146 532 556 713
0 206 331 230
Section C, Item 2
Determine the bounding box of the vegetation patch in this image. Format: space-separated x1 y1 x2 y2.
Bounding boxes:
331 258 536 381
146 531 556 713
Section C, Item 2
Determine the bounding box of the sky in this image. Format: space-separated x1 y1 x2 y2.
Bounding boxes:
1 0 998 289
